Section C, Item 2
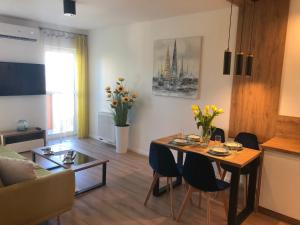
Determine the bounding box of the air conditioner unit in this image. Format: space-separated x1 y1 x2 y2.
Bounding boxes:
0 22 39 42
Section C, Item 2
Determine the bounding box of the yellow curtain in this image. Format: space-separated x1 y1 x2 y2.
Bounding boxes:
76 35 89 138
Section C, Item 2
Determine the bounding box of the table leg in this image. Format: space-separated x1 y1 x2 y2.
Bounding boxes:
227 158 260 225
32 152 36 162
75 162 107 196
152 151 183 197
227 166 241 225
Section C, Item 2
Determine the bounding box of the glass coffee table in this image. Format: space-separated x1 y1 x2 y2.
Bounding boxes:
32 143 109 196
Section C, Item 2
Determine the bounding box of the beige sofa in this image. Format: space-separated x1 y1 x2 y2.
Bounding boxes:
0 146 75 225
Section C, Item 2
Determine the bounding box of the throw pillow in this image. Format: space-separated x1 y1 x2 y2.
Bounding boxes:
0 156 36 186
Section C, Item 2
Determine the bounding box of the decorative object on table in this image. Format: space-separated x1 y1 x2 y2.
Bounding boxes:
224 141 243 150
105 77 138 153
41 147 54 155
192 104 223 146
17 120 29 131
208 146 231 156
152 36 202 98
171 138 189 146
187 134 201 142
63 151 76 164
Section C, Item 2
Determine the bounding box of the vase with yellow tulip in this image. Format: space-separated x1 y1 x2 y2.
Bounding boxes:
191 104 223 146
105 77 137 153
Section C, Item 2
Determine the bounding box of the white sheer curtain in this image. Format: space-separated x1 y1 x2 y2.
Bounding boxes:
41 28 77 138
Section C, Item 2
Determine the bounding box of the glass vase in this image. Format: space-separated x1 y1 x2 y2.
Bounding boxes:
201 126 212 147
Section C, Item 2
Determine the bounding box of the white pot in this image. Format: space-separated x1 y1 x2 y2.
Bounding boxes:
115 125 129 154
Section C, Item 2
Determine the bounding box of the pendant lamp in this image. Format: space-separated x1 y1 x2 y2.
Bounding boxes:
246 0 257 76
235 0 246 75
223 1 233 75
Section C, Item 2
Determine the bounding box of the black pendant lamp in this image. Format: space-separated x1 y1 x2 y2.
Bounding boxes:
235 0 247 75
64 0 76 16
246 0 257 76
223 1 233 75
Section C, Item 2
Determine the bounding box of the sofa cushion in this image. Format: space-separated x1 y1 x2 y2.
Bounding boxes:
0 156 37 186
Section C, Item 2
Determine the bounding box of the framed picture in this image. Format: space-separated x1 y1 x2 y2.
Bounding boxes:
152 36 202 99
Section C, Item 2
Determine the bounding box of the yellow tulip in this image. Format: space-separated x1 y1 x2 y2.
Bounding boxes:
218 108 224 114
211 105 217 112
191 104 200 116
204 105 210 115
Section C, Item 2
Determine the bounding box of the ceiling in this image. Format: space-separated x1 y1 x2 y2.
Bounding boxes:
0 0 230 30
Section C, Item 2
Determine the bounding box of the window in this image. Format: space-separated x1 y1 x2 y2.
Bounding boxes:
45 48 77 137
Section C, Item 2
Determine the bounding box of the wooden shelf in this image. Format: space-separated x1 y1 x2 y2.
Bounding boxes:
261 136 300 156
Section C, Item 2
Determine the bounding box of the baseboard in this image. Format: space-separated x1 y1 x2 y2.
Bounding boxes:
258 206 300 225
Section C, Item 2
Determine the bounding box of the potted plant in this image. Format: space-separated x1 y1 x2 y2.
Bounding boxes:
191 104 223 145
105 77 137 153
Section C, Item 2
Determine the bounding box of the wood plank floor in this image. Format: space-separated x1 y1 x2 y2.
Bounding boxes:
25 137 290 225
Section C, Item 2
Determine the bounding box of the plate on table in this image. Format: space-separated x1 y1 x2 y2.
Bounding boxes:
170 138 189 146
187 134 201 142
224 141 243 150
208 146 231 156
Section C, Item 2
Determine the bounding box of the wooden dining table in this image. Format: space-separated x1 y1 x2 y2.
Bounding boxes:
152 134 262 225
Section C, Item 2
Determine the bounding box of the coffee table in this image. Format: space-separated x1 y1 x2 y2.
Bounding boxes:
32 144 109 196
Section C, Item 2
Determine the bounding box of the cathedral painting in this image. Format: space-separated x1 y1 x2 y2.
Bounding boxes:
152 36 202 98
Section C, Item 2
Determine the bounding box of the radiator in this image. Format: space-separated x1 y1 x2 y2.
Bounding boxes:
98 112 116 145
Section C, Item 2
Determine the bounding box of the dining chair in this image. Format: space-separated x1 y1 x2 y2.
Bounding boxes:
144 142 182 219
210 128 225 143
210 128 225 176
220 132 260 206
176 152 230 225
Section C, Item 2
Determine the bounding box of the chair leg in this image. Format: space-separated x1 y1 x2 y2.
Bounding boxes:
244 175 249 207
216 162 222 178
57 216 61 225
168 177 175 220
207 193 211 225
144 172 160 206
176 186 193 222
221 170 227 181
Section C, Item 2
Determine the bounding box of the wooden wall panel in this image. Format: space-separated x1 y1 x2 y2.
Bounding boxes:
276 115 300 139
228 0 290 142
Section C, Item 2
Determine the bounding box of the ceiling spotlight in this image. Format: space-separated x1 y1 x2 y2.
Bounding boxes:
64 0 76 16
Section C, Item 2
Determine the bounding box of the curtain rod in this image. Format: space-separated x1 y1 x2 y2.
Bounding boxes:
39 27 88 36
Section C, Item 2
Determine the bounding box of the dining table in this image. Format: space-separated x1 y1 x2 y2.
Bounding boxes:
152 134 262 225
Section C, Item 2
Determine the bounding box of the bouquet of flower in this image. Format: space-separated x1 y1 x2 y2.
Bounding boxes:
191 104 223 142
105 77 137 127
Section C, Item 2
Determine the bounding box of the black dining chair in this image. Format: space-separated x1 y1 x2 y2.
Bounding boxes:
210 128 226 176
144 142 182 219
220 132 260 206
176 152 230 225
210 128 226 143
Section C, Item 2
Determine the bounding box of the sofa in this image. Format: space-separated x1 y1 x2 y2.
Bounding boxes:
0 146 75 225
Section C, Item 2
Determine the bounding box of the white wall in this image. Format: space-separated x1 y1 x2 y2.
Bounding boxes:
279 0 300 117
0 28 46 131
89 7 238 155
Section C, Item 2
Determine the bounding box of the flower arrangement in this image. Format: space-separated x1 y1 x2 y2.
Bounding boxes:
191 104 223 142
105 77 137 127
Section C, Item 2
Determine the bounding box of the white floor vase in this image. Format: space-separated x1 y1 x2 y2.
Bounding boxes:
115 125 129 154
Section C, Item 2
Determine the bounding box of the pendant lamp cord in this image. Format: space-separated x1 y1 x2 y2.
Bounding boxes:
239 0 247 52
227 1 233 50
249 0 256 53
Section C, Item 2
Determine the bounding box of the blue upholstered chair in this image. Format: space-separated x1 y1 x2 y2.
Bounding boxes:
176 152 230 225
144 142 182 219
221 132 260 206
